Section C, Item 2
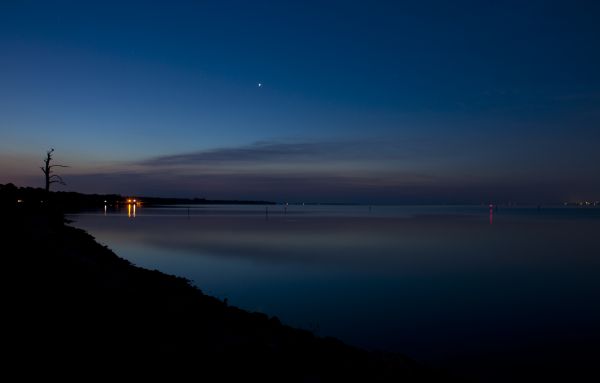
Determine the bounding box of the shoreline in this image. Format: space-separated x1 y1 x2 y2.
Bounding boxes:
2 206 446 380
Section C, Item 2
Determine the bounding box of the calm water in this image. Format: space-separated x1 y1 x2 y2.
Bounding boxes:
68 205 600 378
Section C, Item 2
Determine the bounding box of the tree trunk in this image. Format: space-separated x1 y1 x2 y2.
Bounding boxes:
45 164 50 193
44 152 51 193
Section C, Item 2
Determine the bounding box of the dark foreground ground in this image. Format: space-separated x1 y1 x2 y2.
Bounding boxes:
1 204 451 381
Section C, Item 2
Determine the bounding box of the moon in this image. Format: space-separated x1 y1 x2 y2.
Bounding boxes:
257 82 262 87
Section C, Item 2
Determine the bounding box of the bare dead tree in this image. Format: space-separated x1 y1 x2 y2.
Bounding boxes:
40 148 68 193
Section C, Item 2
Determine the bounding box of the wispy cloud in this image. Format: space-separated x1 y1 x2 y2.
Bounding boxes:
142 141 322 165
139 140 410 167
18 139 587 203
45 139 483 202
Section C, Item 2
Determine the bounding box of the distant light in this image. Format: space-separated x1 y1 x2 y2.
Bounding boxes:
17 199 23 203
258 83 262 87
133 199 136 202
104 200 107 203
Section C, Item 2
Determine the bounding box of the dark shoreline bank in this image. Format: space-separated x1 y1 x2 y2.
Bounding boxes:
0 183 275 211
1 201 447 380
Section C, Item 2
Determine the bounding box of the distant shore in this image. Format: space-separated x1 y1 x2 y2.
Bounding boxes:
0 183 275 209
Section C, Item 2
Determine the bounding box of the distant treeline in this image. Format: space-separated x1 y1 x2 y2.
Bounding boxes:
0 183 275 212
140 196 276 206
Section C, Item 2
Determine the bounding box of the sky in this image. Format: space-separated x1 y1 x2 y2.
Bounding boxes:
1 0 599 203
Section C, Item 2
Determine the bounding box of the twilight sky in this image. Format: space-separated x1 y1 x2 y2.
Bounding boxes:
1 0 599 203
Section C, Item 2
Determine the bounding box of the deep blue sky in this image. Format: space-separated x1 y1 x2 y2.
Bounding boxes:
1 0 599 203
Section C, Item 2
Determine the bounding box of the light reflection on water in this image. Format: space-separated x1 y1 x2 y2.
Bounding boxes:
68 205 600 375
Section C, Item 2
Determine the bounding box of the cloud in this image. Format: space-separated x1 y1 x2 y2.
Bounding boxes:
28 139 597 204
45 139 449 202
139 140 408 167
142 141 321 165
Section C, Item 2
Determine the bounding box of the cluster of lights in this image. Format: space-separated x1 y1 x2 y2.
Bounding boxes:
583 201 599 207
124 198 141 218
564 201 599 207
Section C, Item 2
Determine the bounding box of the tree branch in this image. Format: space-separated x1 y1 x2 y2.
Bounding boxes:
41 148 67 191
49 174 66 185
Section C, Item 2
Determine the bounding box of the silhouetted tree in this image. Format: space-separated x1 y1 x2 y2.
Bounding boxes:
40 148 68 193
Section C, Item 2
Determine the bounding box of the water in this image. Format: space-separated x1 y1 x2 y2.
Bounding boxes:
68 204 600 379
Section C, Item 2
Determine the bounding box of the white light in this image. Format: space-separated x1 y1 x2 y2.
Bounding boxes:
258 83 262 87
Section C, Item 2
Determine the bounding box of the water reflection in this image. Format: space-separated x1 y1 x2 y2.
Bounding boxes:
127 203 137 218
68 205 600 379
